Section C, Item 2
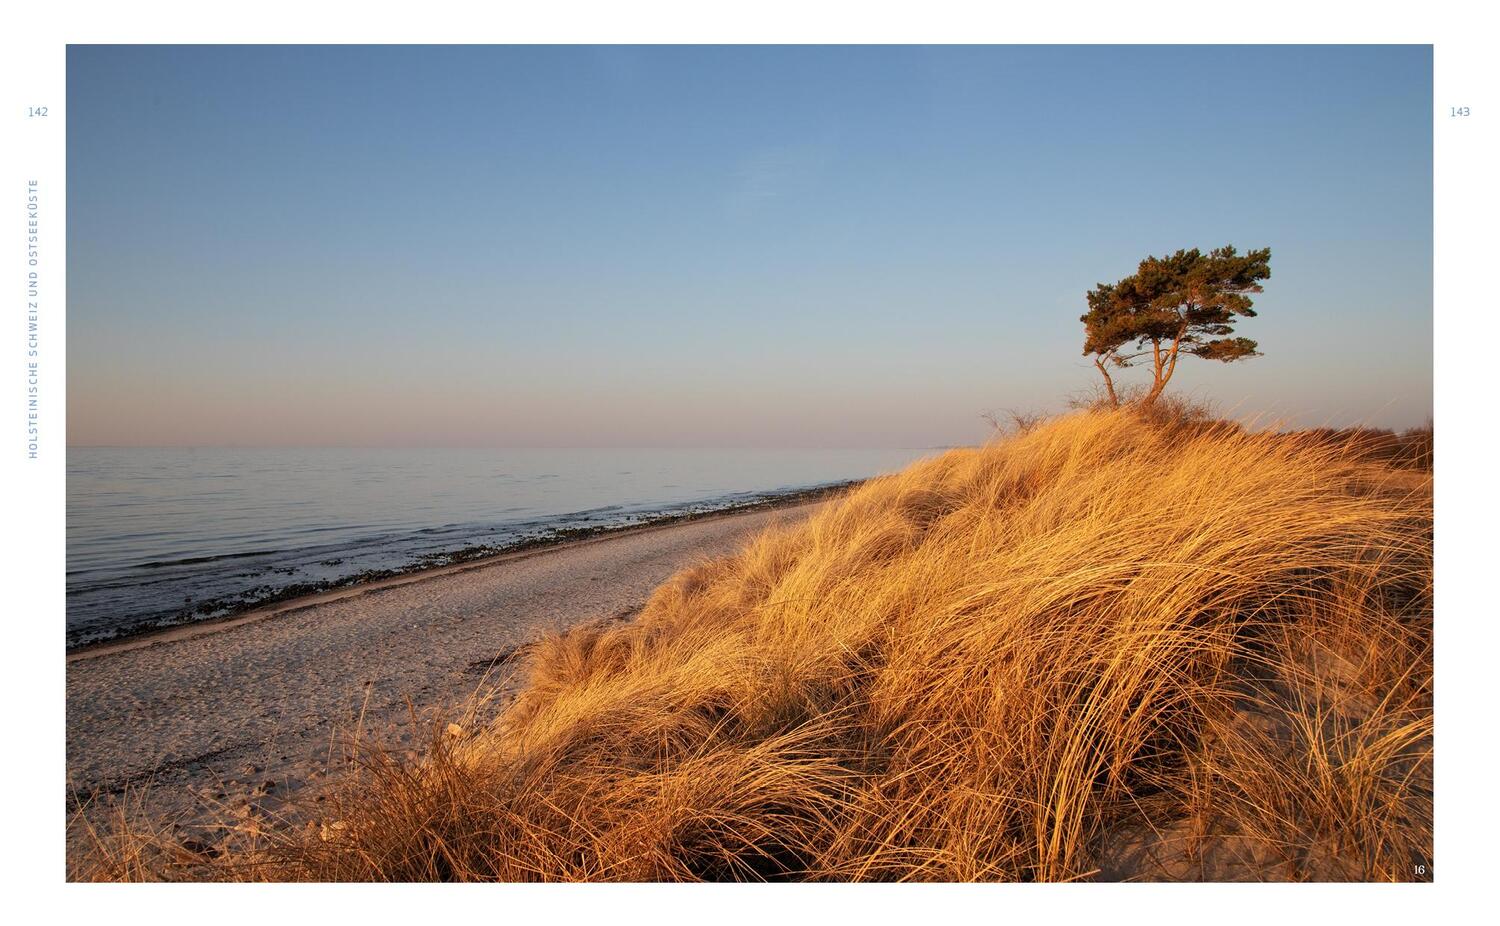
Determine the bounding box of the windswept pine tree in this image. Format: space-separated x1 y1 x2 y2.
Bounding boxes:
1082 246 1272 407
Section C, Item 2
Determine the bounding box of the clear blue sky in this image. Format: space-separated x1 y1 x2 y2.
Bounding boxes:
66 45 1432 447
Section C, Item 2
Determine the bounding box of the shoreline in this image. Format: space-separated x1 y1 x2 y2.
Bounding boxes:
68 494 833 839
67 481 857 662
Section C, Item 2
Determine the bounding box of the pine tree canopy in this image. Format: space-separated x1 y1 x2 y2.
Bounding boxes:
1080 245 1271 406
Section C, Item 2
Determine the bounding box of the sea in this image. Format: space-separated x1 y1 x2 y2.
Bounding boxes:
65 447 929 648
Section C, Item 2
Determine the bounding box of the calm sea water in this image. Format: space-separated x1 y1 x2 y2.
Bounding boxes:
66 447 928 647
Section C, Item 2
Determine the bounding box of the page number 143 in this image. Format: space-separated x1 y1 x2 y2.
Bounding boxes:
1450 106 1471 117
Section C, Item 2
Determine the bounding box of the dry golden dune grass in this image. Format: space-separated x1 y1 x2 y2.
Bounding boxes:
80 408 1434 882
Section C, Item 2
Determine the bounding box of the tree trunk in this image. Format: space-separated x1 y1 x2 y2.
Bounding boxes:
1093 357 1119 409
1144 339 1165 407
1142 325 1188 408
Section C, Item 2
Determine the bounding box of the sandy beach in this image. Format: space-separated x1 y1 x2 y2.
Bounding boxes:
66 499 824 840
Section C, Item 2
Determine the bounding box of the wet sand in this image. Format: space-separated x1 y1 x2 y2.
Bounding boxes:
66 499 824 843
